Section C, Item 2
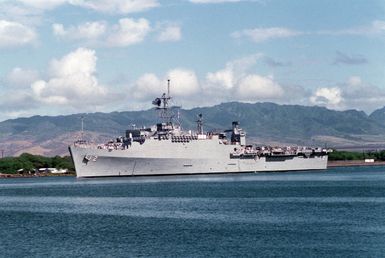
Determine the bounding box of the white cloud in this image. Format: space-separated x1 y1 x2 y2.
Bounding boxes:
31 48 111 107
310 87 343 109
319 20 385 36
231 27 302 43
70 0 159 14
166 69 200 96
156 24 181 42
16 0 159 13
340 76 385 112
133 69 200 101
53 19 183 47
18 0 67 10
0 20 36 47
6 68 39 87
308 76 385 112
52 21 106 40
228 54 262 75
206 68 234 89
236 75 284 100
133 73 162 100
204 54 288 103
0 90 39 113
107 18 151 47
206 54 261 90
0 2 44 26
197 53 296 106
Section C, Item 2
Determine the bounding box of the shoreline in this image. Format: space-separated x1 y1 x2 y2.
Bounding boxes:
327 160 385 167
1 161 384 178
0 173 75 178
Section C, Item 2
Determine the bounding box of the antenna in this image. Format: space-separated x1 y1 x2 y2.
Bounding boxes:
152 79 174 124
197 113 203 134
80 116 84 141
167 79 170 98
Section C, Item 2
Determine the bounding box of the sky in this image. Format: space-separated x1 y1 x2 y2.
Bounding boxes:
0 0 384 121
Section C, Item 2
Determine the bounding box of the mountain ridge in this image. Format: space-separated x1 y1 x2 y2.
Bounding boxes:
1 101 385 156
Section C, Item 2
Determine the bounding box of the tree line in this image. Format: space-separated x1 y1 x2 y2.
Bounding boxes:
328 150 385 161
0 153 74 174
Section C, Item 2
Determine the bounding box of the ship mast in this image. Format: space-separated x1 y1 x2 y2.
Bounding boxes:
80 116 84 141
152 79 174 125
196 114 203 135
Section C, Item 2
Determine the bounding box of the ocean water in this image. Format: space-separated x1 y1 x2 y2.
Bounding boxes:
0 167 385 257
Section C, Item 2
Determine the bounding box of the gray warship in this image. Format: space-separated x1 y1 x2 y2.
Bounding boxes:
69 81 329 178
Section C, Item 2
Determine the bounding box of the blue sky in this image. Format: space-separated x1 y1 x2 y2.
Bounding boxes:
0 0 384 121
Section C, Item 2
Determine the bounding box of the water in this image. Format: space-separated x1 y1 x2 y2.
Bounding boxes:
1 166 385 257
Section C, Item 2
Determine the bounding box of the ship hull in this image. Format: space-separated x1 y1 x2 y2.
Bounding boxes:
69 144 328 178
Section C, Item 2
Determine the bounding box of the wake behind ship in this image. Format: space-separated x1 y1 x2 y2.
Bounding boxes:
69 81 329 178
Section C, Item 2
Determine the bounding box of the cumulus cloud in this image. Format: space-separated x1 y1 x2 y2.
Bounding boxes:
206 68 234 90
206 54 262 90
203 54 294 103
231 27 302 43
333 51 367 65
16 0 159 13
133 69 200 101
167 69 200 96
0 91 39 113
340 76 385 112
18 0 67 10
236 75 284 100
0 2 45 26
0 19 36 47
53 19 182 46
0 68 40 114
106 18 151 47
30 48 111 107
0 48 122 118
308 76 385 112
70 0 159 14
52 21 106 40
6 68 39 88
156 24 181 42
133 73 162 100
203 54 289 104
52 18 151 47
310 87 343 109
130 72 385 114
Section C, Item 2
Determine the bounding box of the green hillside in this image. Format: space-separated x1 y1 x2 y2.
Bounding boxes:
0 102 385 156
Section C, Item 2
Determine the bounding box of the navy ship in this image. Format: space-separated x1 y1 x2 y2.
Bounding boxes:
69 81 329 178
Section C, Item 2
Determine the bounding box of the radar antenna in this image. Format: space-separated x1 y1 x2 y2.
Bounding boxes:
152 79 174 124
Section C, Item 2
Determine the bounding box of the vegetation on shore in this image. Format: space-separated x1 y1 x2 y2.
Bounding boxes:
0 153 74 174
329 150 385 161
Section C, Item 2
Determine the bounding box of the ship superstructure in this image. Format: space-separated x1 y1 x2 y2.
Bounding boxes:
69 81 329 178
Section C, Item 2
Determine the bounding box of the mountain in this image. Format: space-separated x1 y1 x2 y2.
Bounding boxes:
1 102 385 156
369 106 385 126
